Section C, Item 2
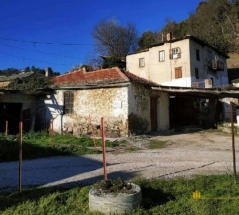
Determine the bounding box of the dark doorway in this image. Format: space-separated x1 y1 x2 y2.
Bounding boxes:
0 103 22 134
150 97 158 131
170 97 199 128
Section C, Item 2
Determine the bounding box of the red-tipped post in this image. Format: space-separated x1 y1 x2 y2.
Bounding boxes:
101 117 107 180
5 121 8 137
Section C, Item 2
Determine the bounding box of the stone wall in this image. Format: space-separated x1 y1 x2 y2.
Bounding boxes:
128 83 151 135
44 87 129 137
43 84 170 137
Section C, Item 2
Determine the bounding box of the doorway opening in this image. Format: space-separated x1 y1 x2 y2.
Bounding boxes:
0 103 22 134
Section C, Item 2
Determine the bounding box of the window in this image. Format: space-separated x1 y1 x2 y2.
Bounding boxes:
195 68 199 79
139 58 145 67
170 48 181 59
64 91 74 114
159 51 165 62
196 49 200 61
175 67 182 79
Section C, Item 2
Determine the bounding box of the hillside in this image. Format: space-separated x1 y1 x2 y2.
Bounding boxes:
227 53 239 83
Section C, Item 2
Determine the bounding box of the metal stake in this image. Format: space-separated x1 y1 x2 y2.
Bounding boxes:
230 101 237 184
101 117 107 180
19 121 23 191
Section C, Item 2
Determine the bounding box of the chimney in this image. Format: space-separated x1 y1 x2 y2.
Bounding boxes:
45 67 52 77
166 32 172 41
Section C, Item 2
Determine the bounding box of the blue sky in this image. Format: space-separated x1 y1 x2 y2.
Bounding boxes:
0 0 203 74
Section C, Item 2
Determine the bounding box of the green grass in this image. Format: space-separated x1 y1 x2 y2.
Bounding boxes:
148 140 168 149
0 131 119 162
1 174 239 214
125 147 140 152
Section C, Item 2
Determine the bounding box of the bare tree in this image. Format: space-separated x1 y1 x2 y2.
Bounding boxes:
92 18 138 57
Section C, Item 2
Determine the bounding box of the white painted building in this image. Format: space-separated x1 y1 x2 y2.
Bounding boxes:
126 35 229 88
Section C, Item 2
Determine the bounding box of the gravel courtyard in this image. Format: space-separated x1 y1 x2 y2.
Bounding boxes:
1 130 239 192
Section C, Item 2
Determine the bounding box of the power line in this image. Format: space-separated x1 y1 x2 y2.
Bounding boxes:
0 43 83 60
0 37 139 46
0 51 70 66
0 38 94 46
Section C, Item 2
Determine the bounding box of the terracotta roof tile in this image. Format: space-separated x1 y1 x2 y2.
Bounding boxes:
53 67 159 88
53 67 129 85
122 70 160 86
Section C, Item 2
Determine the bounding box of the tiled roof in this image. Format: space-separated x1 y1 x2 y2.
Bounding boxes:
122 70 160 87
53 67 129 87
53 67 159 88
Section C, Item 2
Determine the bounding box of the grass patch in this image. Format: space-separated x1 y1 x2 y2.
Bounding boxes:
125 147 140 152
148 140 168 149
1 174 239 214
0 131 119 162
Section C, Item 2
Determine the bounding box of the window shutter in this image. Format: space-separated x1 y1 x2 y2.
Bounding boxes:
169 49 172 59
177 47 181 58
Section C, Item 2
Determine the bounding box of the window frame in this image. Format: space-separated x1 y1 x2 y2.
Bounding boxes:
139 58 145 67
170 47 181 59
63 91 74 114
159 50 165 62
196 49 200 61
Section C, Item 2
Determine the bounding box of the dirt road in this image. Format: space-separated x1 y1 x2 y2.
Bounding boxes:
0 131 238 192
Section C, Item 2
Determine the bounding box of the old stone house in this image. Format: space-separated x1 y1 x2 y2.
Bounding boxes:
38 67 169 137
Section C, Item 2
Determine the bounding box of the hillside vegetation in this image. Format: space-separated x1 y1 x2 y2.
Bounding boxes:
138 0 239 55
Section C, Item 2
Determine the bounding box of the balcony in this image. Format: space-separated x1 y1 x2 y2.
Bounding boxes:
209 60 224 71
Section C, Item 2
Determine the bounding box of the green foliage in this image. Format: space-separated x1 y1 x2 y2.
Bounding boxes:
137 30 161 50
101 56 126 69
138 0 239 53
80 65 93 72
8 76 52 90
0 68 20 76
1 175 239 214
0 131 118 162
148 140 168 149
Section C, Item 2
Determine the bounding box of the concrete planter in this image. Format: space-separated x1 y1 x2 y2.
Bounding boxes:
89 183 142 214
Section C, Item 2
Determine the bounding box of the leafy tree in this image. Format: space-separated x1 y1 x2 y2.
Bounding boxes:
31 66 36 72
137 30 161 50
24 66 30 73
80 65 93 72
0 68 20 76
151 0 237 53
92 18 138 57
100 56 126 69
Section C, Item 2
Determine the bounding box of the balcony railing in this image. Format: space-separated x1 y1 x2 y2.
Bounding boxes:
209 60 224 71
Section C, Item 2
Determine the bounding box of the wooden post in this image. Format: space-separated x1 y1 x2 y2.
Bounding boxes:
5 121 8 137
19 121 23 192
101 117 107 180
230 102 237 184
